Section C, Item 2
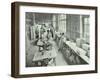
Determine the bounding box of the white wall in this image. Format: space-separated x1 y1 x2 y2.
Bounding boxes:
0 0 100 80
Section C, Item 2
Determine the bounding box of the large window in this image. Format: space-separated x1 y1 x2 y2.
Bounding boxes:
58 14 67 33
83 16 90 44
66 14 81 42
52 14 90 44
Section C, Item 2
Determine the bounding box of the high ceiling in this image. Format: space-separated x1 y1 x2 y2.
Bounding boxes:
26 12 53 24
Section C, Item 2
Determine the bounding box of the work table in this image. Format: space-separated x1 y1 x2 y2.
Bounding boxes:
33 47 57 61
64 41 89 64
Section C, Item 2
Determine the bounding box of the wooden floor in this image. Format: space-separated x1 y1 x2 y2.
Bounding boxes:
54 42 68 66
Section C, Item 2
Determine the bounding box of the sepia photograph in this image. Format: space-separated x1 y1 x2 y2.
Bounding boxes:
25 12 90 67
11 2 97 77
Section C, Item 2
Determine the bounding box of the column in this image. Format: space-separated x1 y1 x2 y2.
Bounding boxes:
80 15 83 38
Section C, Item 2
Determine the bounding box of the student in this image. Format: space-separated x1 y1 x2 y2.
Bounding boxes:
47 29 53 40
58 33 65 51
